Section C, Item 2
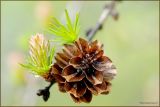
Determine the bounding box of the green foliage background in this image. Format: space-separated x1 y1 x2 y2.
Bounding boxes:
1 1 159 106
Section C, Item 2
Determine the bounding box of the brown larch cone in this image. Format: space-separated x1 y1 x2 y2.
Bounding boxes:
51 38 117 103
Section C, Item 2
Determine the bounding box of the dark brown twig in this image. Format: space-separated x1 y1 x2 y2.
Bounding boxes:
37 80 55 101
86 1 119 41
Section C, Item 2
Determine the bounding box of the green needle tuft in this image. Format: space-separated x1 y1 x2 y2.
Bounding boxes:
48 9 80 44
20 33 55 76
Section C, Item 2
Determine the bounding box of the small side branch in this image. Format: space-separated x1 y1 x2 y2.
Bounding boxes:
37 80 55 101
86 1 119 41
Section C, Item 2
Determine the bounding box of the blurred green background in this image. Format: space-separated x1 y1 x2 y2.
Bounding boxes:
1 1 159 106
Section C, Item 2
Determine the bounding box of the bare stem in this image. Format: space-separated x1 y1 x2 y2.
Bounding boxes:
86 1 119 41
37 80 55 101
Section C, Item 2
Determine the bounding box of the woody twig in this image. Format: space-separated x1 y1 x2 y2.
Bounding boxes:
86 1 120 41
